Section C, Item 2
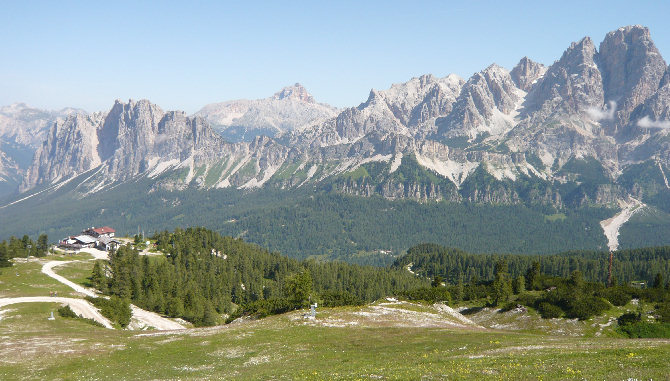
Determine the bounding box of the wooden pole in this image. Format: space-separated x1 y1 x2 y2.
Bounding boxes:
607 251 613 287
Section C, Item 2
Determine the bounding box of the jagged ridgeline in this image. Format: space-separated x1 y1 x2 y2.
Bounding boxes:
394 243 670 285
99 227 427 326
2 25 670 260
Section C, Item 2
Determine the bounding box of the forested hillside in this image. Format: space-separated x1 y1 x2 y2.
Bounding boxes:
1 175 627 266
394 243 670 285
96 227 427 326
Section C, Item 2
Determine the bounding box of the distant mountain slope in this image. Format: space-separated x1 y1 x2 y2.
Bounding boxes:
195 83 339 142
0 103 81 197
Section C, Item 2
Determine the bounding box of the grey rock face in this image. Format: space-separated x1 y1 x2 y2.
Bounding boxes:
16 25 670 208
525 37 604 117
0 103 81 194
273 83 315 102
437 64 521 139
598 25 667 134
510 57 546 92
196 83 338 142
288 74 463 150
0 103 80 149
23 112 104 191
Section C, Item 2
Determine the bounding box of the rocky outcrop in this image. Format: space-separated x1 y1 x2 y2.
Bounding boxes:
524 37 604 118
598 25 667 135
510 57 547 92
0 103 81 195
22 99 291 192
23 112 103 190
437 64 522 139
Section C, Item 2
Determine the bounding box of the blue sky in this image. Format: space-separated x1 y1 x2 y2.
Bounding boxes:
1 1 669 113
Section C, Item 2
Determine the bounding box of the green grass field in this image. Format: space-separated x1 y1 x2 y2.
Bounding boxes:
0 304 669 380
52 260 96 289
0 260 75 298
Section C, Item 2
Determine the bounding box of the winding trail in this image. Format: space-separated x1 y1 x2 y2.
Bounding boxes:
45 249 185 330
0 297 114 329
42 261 97 297
0 246 184 331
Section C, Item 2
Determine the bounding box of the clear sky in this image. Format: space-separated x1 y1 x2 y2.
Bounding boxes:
1 0 669 114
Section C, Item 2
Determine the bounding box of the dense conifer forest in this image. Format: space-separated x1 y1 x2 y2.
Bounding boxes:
93 227 427 326
394 243 670 285
5 177 658 265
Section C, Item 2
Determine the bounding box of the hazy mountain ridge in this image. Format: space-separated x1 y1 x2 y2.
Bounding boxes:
0 103 82 194
195 83 339 142
8 25 670 212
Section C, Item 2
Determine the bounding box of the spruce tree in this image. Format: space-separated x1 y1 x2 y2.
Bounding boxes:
0 241 11 268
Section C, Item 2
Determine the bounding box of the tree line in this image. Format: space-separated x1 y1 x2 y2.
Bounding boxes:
0 234 49 268
91 227 427 326
394 243 670 286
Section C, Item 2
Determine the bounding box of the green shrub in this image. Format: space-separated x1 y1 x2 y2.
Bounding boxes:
86 296 132 327
57 304 105 327
57 305 78 318
617 312 641 326
604 287 632 306
538 302 562 319
656 302 670 323
400 287 451 304
320 290 364 307
566 296 610 320
617 322 670 338
231 298 297 321
516 292 539 308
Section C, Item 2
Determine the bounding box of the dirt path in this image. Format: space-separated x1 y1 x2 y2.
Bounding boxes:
0 297 114 329
42 261 97 298
43 252 185 331
600 198 644 251
129 305 184 330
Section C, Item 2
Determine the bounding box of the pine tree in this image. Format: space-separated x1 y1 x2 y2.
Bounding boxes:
454 273 464 302
36 234 49 257
284 270 313 307
654 273 664 289
91 261 107 292
492 260 512 306
526 261 541 290
513 275 525 294
0 241 11 268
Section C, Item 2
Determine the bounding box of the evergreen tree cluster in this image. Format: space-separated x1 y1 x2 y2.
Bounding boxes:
395 243 670 285
95 227 427 326
0 234 49 268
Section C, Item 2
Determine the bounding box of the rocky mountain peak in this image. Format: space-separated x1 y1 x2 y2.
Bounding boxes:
523 35 603 118
273 83 314 103
436 63 521 139
563 37 598 68
510 57 547 91
196 84 337 142
598 25 667 134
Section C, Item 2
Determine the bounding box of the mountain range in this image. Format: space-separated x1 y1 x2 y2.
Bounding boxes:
2 25 670 257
